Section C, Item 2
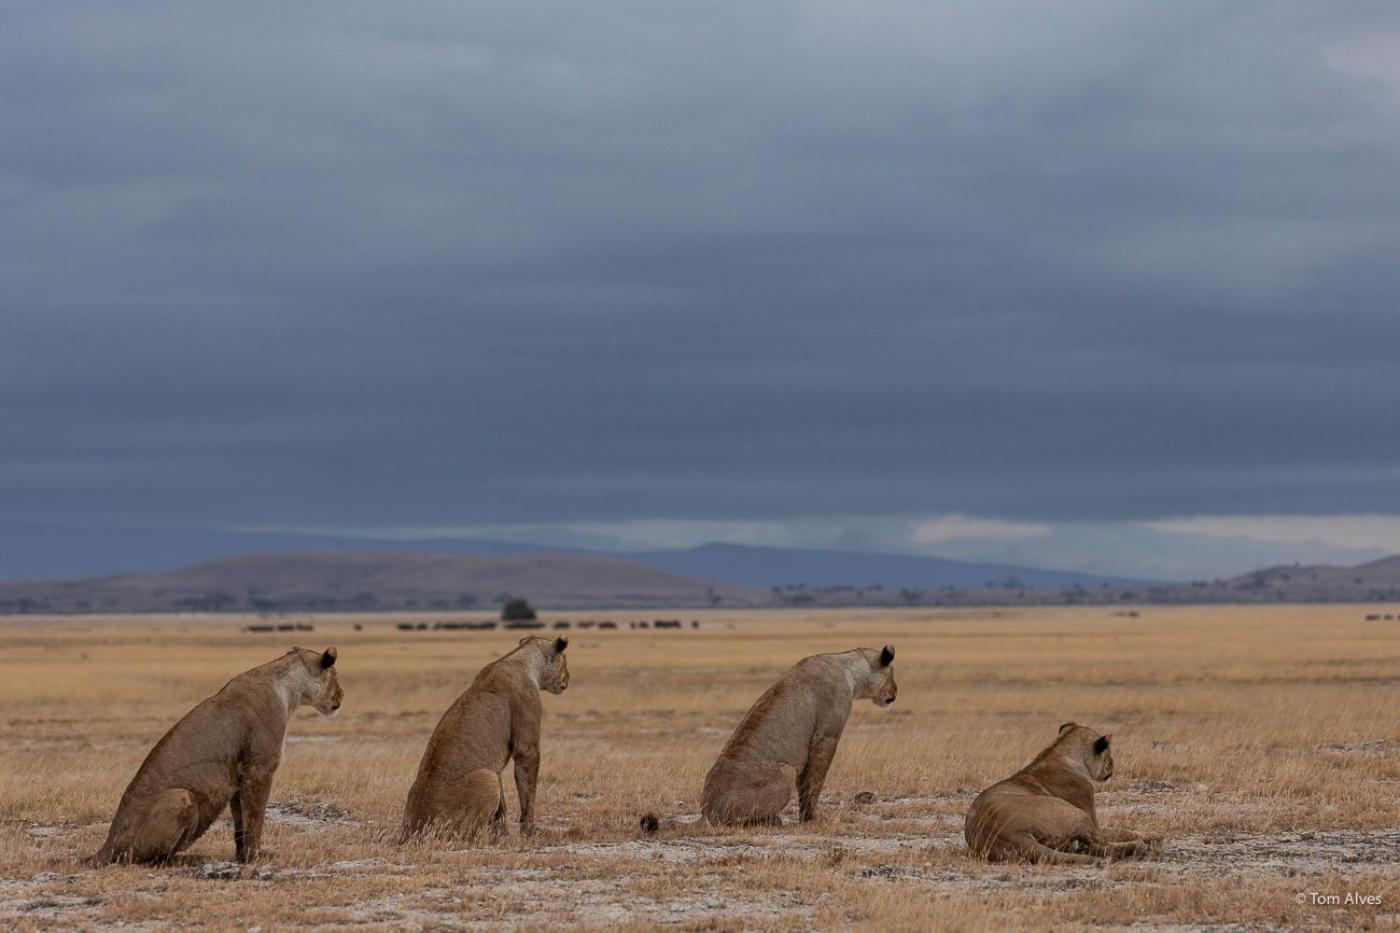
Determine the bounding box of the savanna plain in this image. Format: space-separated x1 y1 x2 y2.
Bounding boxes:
1 606 1397 931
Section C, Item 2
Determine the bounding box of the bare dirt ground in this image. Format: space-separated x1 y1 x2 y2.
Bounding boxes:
1 605 1397 930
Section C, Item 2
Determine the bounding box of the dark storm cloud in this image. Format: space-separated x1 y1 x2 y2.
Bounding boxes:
2 1 1399 528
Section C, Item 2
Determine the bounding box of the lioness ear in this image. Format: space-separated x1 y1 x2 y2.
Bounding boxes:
1059 722 1076 735
1093 734 1111 754
519 635 531 646
320 647 337 669
878 645 894 667
554 635 568 654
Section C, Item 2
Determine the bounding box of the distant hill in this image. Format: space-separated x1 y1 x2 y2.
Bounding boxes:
0 523 1161 602
1182 555 1400 603
0 551 760 614
843 554 1400 607
0 522 1166 589
620 543 1152 590
2 537 1397 615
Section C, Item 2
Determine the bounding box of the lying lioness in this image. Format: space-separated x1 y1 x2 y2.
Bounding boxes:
964 722 1156 864
701 646 896 826
401 635 569 841
88 647 342 865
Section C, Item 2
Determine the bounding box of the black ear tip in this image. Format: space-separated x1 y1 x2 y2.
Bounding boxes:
1093 735 1110 754
555 635 569 652
878 645 894 666
320 647 337 669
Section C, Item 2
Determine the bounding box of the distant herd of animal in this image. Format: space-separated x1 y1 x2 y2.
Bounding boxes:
86 637 1158 867
240 619 692 634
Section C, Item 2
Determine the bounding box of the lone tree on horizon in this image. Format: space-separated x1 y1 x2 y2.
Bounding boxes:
500 597 537 621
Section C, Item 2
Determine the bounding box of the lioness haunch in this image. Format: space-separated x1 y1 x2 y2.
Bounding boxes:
88 647 343 865
964 722 1158 864
701 646 896 826
401 635 570 841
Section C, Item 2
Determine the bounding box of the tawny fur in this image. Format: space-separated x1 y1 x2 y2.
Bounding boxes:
701 646 896 826
401 635 569 841
88 647 343 865
964 722 1157 865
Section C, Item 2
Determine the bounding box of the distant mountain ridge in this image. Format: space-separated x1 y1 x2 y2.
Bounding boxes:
1 525 1397 614
0 522 1158 590
1200 554 1400 602
0 550 759 613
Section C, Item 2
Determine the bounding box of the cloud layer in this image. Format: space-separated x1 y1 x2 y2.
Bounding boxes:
3 3 1399 552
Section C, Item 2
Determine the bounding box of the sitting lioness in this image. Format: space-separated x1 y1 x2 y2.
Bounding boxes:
402 635 569 841
964 722 1156 864
88 647 342 865
701 646 896 826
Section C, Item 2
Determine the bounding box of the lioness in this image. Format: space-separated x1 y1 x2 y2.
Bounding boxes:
88 646 342 866
964 722 1156 864
701 646 896 826
402 635 569 841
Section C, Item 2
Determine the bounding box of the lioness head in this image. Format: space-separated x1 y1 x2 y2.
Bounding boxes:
287 646 343 715
520 635 570 694
855 645 897 708
1058 722 1114 781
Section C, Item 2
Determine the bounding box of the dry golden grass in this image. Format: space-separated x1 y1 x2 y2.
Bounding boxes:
1 605 1397 930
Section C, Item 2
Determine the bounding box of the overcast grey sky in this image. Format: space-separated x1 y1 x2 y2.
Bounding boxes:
3 2 1399 578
